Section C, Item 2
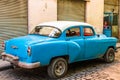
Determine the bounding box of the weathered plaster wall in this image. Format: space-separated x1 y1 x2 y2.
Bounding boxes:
104 0 118 13
28 0 57 32
28 0 104 34
86 0 104 34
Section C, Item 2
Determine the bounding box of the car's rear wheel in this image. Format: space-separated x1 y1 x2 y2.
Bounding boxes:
103 48 115 63
47 58 68 79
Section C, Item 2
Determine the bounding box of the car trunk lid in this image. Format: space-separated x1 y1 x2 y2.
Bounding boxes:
5 35 51 59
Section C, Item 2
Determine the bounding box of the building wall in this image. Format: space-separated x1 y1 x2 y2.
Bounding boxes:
28 0 57 32
86 0 104 34
104 0 118 13
28 0 104 34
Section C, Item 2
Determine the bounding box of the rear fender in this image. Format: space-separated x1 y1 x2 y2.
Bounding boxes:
31 41 68 66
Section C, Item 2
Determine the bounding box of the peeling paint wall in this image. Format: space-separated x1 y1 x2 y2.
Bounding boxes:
86 0 104 34
28 0 57 32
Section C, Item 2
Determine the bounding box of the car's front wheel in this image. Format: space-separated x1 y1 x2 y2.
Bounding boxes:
103 48 115 63
47 58 68 79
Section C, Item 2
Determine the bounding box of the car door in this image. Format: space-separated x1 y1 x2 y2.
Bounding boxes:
65 26 85 63
83 26 101 59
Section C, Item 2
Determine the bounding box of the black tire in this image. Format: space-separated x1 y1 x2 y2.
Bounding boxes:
47 58 68 79
103 48 115 63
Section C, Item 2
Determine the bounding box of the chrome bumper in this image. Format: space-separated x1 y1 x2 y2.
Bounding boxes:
1 52 40 69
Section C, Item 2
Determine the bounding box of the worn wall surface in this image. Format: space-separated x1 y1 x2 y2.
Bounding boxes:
86 0 104 34
28 0 104 34
104 0 118 13
28 0 57 32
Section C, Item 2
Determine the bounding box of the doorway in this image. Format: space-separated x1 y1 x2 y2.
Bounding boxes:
103 12 119 38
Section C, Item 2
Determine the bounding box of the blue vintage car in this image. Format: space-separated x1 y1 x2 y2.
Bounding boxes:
1 21 117 78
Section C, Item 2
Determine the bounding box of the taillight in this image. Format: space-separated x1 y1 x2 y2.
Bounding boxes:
27 47 31 56
2 42 5 48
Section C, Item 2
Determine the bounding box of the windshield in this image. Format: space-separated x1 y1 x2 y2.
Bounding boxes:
30 26 61 38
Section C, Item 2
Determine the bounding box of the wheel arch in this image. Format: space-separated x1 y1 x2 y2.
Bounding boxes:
108 46 115 49
104 46 115 55
49 55 69 64
103 46 115 58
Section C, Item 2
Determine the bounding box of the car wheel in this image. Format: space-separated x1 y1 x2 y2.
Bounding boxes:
103 48 115 63
48 58 68 79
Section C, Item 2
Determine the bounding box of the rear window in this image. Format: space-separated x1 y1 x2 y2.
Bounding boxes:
30 26 61 38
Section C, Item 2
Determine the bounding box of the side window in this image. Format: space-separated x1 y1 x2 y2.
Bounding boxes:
84 27 94 36
66 27 80 37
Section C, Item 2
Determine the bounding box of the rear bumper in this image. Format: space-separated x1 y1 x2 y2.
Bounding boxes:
1 52 40 69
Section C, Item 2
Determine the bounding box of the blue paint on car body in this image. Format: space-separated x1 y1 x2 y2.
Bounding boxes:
2 21 117 67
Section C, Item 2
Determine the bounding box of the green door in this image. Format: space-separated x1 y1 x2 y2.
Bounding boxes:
57 0 85 22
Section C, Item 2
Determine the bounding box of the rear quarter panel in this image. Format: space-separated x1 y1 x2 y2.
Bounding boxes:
30 41 67 66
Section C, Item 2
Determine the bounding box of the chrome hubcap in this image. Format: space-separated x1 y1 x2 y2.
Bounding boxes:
55 61 65 76
108 51 114 61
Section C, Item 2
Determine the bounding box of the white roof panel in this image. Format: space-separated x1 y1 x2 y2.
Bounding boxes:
38 21 93 31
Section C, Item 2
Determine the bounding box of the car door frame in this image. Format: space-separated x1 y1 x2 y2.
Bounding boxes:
82 26 101 59
63 25 85 63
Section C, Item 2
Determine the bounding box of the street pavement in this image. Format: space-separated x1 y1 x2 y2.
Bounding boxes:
116 43 120 48
0 43 120 80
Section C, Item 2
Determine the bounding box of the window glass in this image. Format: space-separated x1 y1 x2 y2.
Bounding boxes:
84 27 94 36
30 26 61 38
66 27 80 37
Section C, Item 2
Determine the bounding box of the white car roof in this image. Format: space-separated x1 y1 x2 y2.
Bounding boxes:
38 21 93 32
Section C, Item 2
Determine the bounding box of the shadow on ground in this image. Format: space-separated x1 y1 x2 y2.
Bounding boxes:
1 59 117 80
